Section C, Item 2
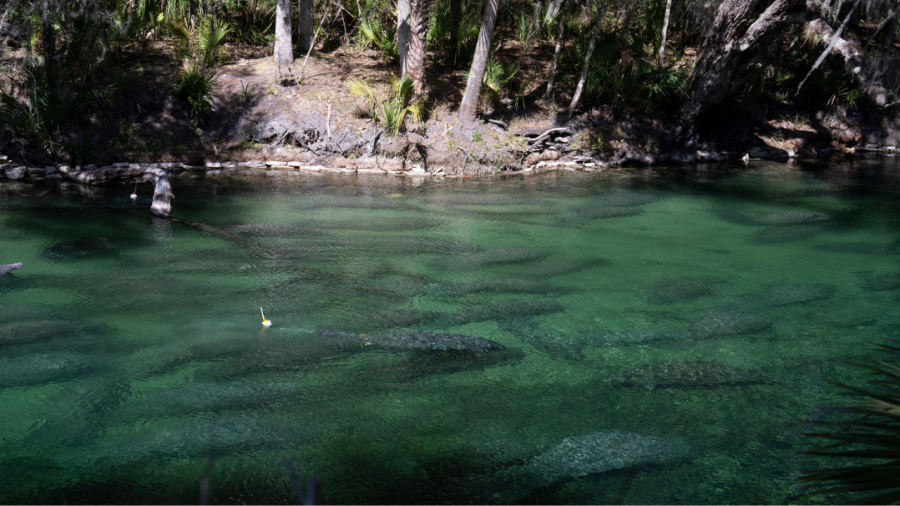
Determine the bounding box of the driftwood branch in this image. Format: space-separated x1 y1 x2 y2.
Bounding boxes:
0 262 23 275
66 167 174 216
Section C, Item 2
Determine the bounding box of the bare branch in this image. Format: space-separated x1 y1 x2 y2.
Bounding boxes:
802 14 891 106
796 0 861 95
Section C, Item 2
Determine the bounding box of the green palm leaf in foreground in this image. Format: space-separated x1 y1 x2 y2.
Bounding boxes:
792 340 900 504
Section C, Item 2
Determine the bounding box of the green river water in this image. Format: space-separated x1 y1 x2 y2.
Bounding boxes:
1 158 899 504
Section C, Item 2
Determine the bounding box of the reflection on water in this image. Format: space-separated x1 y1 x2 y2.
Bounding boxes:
1 157 900 504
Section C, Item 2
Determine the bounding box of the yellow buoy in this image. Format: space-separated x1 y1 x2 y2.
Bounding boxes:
260 307 272 327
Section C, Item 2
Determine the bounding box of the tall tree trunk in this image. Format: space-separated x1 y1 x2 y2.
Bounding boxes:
407 0 433 98
458 0 499 124
526 0 543 50
448 0 462 59
398 0 411 76
658 0 672 66
666 0 807 149
298 0 314 53
566 2 605 118
543 0 568 100
274 0 293 76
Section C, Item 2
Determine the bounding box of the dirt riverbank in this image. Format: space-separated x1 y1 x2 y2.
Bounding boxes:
2 41 899 175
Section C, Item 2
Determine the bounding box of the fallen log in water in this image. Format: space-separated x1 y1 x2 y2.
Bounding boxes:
0 263 22 275
65 166 173 216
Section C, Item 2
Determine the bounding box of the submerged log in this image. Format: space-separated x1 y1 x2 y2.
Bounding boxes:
66 167 173 216
0 263 23 275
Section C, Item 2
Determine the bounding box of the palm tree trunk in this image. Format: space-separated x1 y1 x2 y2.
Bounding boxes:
458 0 499 124
407 0 433 98
658 0 672 66
543 0 568 100
298 0 314 53
566 1 605 118
448 0 462 58
398 0 411 76
274 0 293 76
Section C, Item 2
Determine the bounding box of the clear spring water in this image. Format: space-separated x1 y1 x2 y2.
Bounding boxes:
1 158 899 504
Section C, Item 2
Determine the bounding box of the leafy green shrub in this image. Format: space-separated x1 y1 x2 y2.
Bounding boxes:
427 0 480 65
346 76 421 136
461 57 520 110
173 66 217 119
0 60 106 156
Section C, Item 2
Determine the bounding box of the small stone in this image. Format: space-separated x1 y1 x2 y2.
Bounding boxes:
0 155 7 161
287 161 302 167
27 167 46 177
6 167 26 179
205 162 223 168
111 162 129 167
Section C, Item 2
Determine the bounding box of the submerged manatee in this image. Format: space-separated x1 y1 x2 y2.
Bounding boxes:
587 330 687 347
607 360 771 389
716 209 832 226
735 283 837 311
333 299 565 332
0 352 98 387
61 414 316 469
294 197 419 211
109 380 306 423
221 223 325 238
427 278 571 298
816 242 900 256
863 272 900 291
647 277 721 305
497 316 585 360
570 206 644 220
317 330 507 353
0 320 105 345
753 211 833 225
429 247 550 270
39 237 143 259
498 430 690 501
752 225 821 244
579 191 660 208
294 217 446 232
688 310 773 339
504 257 612 279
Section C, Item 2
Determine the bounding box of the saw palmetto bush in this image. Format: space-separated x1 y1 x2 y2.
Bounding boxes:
170 17 230 121
346 76 421 136
792 339 900 504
